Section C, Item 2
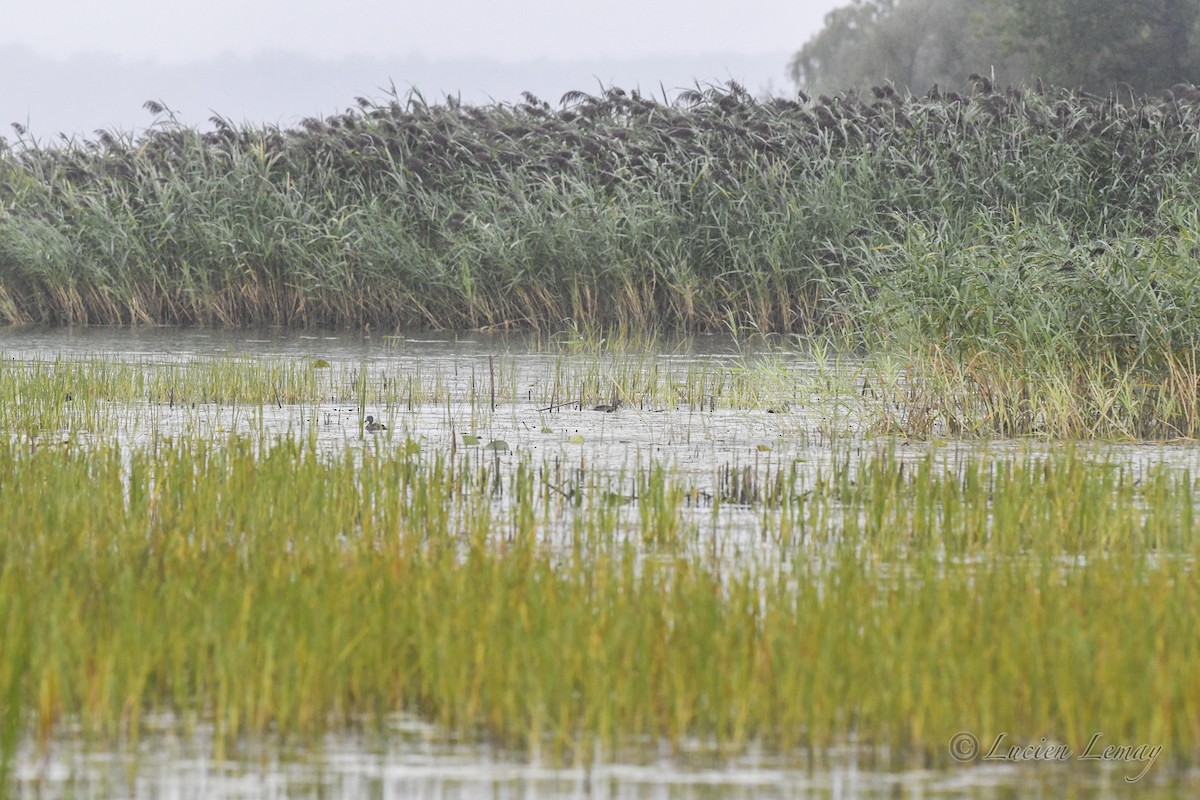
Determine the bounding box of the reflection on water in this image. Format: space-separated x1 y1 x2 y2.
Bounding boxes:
0 325 749 363
0 325 478 362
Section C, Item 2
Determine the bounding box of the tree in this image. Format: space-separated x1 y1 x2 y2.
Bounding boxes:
790 0 1023 95
999 0 1200 93
792 0 1200 95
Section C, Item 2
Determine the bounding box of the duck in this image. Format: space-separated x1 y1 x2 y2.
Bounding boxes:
592 399 622 413
365 415 387 432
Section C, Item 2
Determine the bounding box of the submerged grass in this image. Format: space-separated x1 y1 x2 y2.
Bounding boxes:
2 432 1199 769
0 347 813 440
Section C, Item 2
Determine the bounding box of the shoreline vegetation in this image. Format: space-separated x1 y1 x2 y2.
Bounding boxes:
5 80 1200 438
1 80 1198 331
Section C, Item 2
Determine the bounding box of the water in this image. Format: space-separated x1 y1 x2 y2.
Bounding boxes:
14 718 1196 799
0 325 857 557
4 326 1199 798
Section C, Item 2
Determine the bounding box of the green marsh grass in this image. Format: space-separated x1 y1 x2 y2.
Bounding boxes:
856 214 1200 438
2 431 1199 770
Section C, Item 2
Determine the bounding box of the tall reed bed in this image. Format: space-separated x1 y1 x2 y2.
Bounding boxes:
2 82 1199 334
2 436 1198 770
856 214 1200 438
5 80 1200 437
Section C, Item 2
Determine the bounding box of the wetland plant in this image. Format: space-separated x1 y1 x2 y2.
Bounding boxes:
0 430 1197 767
5 81 1199 438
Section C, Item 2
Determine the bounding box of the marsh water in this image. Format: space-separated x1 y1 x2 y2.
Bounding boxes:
5 326 1199 799
16 722 1198 799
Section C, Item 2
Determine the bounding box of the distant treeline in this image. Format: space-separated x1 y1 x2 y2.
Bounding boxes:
793 0 1200 96
0 81 1199 333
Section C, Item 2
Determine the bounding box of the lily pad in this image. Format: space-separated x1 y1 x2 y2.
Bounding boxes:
462 434 481 445
311 358 331 368
568 434 585 444
484 439 510 452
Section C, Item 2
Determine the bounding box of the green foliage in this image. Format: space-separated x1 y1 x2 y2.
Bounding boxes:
1 83 1199 336
6 82 1200 437
857 215 1200 437
790 0 1022 95
1002 0 1200 93
794 0 1200 95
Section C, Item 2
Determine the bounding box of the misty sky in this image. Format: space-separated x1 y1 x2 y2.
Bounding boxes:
4 0 839 62
1 0 843 135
